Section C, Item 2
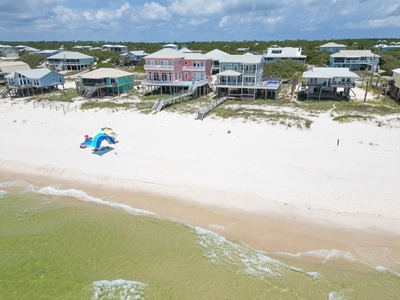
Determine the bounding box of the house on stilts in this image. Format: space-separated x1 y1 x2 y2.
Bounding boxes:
75 68 134 99
216 54 282 100
142 48 213 112
2 68 64 98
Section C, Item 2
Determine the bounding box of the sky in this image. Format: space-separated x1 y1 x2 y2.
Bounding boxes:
0 0 399 43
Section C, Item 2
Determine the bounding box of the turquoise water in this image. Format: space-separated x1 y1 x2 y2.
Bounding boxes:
0 180 399 299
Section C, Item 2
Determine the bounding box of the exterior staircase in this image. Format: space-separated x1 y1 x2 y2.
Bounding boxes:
1 87 11 98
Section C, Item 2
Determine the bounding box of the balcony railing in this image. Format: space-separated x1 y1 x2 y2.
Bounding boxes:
144 65 174 70
182 66 205 71
333 59 375 64
306 81 356 87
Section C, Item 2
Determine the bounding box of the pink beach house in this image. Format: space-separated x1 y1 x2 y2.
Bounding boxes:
142 48 212 94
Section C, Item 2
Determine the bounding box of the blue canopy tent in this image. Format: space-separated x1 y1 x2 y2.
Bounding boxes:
81 133 115 149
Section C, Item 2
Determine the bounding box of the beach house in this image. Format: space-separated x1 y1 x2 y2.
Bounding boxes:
263 47 306 64
300 67 359 100
2 68 64 98
102 45 128 52
47 51 95 71
216 54 281 99
329 50 380 71
162 43 179 51
142 48 212 96
205 49 229 74
390 68 400 100
76 68 134 99
318 42 347 53
119 50 148 66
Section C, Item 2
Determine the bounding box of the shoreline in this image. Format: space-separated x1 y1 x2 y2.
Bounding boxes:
1 97 400 271
2 166 400 272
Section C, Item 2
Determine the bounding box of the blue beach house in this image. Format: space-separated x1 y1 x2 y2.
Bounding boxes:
3 68 64 98
47 51 95 71
77 68 134 99
329 50 380 71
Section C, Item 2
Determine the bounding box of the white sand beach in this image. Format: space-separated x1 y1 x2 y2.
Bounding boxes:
1 88 400 267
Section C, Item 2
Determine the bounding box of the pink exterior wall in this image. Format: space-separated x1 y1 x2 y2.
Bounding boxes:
145 56 212 82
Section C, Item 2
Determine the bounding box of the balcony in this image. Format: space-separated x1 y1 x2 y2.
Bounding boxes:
144 65 174 70
182 66 205 71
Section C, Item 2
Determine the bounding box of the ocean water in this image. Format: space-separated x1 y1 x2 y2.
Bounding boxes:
0 180 399 300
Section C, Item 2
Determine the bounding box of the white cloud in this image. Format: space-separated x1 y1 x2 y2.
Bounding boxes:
345 15 400 29
141 2 171 21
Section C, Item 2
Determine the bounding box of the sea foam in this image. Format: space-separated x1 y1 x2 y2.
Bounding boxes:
0 189 8 199
193 226 322 280
36 185 158 217
91 279 148 300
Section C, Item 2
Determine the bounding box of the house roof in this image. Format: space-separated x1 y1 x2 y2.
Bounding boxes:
146 48 185 59
178 47 193 53
217 70 242 76
79 68 133 79
393 68 400 74
303 67 359 79
183 52 211 60
331 50 380 58
163 43 178 48
219 54 263 64
48 51 94 59
0 61 31 73
6 68 54 79
205 49 229 61
264 47 306 58
319 42 347 48
120 50 148 57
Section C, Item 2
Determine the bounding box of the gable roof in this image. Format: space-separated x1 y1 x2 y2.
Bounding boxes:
6 68 55 79
205 49 229 61
79 68 133 79
393 68 400 74
48 51 94 59
303 67 359 79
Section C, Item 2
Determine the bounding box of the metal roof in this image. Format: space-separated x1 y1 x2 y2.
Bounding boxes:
48 51 94 59
145 48 185 59
205 49 229 61
331 50 380 58
80 68 134 79
5 68 54 79
219 54 263 64
183 52 211 60
303 67 359 79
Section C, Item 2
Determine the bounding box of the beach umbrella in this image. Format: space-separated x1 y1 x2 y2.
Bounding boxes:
101 127 118 137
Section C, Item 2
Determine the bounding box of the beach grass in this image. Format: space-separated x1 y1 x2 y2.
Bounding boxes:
27 89 79 103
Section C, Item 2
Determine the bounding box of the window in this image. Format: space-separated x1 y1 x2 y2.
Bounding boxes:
59 76 63 83
271 50 282 54
161 73 167 81
161 60 172 66
148 72 152 80
193 61 204 68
